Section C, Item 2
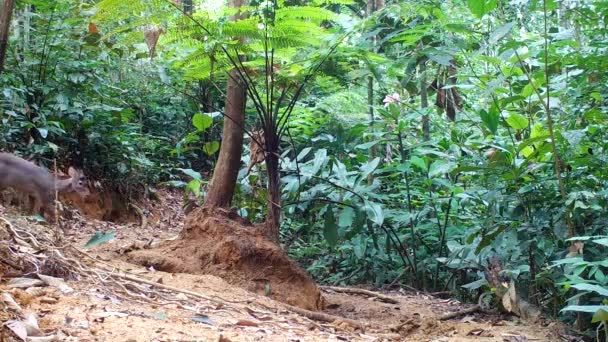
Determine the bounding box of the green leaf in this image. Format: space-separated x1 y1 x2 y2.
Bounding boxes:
592 309 608 323
355 141 379 150
359 157 380 180
571 283 608 297
84 232 116 249
561 305 608 314
467 0 497 19
338 207 355 227
475 225 508 254
177 168 202 181
203 141 220 156
296 147 312 161
429 160 456 178
192 113 213 132
365 201 384 225
479 109 499 134
186 179 202 196
352 235 366 259
592 238 608 247
462 278 487 290
489 22 515 43
324 206 338 246
311 149 327 175
550 257 584 267
37 128 48 138
505 113 528 130
409 156 427 171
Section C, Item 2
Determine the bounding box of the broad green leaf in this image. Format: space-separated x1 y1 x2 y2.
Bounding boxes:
332 160 348 184
475 225 508 254
359 157 380 179
467 0 497 19
311 149 327 174
355 141 379 150
409 156 427 171
203 141 220 156
192 113 213 132
186 179 201 196
489 22 515 43
338 207 355 227
505 113 528 130
592 309 608 323
177 168 202 181
550 257 584 267
324 206 338 246
37 128 48 138
429 160 456 178
424 48 454 66
296 147 312 161
462 278 487 290
365 201 384 225
479 109 498 134
352 235 366 259
84 232 116 249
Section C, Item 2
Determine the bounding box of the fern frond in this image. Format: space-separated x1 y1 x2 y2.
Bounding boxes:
275 6 338 24
310 0 355 5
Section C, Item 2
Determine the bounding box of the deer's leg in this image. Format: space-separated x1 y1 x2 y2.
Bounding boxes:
30 193 43 216
43 195 57 223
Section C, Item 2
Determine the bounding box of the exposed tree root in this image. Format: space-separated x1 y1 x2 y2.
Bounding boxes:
283 303 366 331
321 285 399 304
129 203 147 230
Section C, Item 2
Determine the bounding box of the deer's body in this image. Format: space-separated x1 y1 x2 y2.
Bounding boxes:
0 152 89 220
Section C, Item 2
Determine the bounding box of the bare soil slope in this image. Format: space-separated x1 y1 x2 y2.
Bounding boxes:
126 207 324 311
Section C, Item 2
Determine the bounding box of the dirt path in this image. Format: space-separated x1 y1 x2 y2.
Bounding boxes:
0 191 566 341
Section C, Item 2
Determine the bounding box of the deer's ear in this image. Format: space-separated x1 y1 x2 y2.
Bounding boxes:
68 167 77 178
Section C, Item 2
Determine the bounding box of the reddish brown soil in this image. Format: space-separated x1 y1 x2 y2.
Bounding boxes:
126 207 324 311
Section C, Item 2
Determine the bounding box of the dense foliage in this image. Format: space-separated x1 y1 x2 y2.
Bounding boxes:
1 0 607 336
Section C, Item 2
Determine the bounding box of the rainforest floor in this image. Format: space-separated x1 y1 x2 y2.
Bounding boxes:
0 189 575 341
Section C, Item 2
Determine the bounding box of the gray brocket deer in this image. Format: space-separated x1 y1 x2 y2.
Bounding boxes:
0 152 90 221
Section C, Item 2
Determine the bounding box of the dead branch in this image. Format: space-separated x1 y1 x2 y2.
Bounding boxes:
439 304 480 320
331 266 363 286
321 285 399 304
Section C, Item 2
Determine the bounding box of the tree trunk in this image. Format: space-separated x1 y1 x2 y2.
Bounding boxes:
183 0 193 14
203 0 246 208
0 0 15 74
264 132 281 242
420 61 429 141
